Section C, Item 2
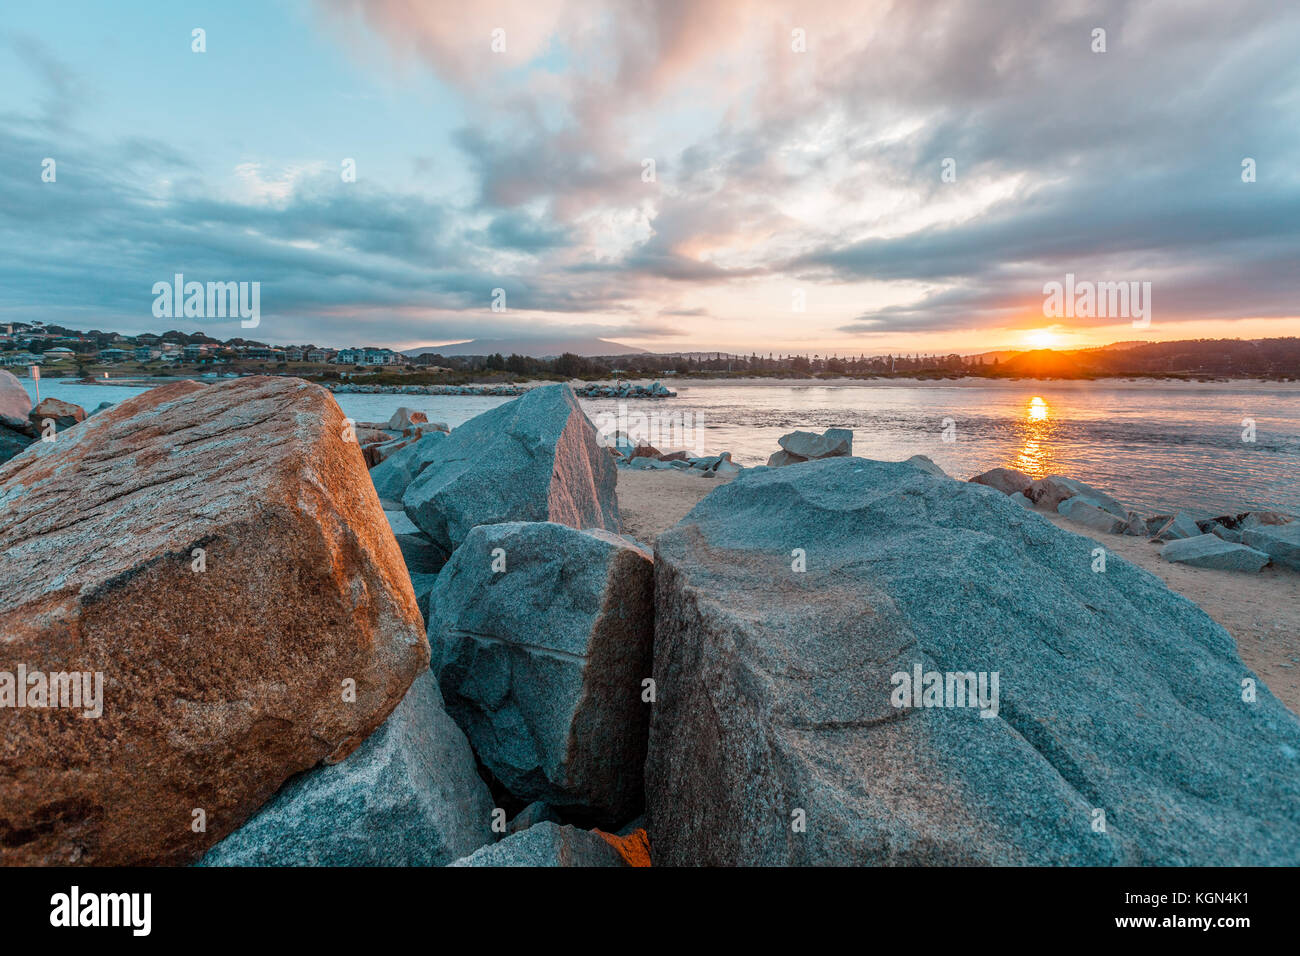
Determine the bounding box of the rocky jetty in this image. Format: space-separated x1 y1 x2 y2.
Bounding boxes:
573 380 676 399
0 377 429 865
331 382 526 396
613 445 741 476
402 383 620 552
7 369 1297 869
646 458 1300 865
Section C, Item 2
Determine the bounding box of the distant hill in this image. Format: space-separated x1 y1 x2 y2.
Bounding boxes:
404 337 648 358
996 338 1300 377
967 349 1025 364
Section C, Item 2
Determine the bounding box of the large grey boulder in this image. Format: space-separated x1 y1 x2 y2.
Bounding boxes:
647 457 1300 866
0 369 32 430
1242 523 1300 572
778 428 853 460
198 671 493 866
1161 534 1270 572
369 430 448 500
449 821 648 867
969 467 1033 497
403 384 619 552
430 521 654 823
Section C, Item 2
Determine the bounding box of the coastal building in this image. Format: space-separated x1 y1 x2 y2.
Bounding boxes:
0 351 41 366
335 348 363 365
99 348 129 363
182 344 206 361
306 349 332 363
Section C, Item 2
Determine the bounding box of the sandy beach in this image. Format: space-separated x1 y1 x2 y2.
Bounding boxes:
617 467 1300 717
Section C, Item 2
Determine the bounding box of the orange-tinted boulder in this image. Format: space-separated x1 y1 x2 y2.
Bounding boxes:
28 396 85 432
0 376 429 865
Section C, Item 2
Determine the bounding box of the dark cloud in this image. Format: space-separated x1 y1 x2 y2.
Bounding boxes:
4 2 1300 349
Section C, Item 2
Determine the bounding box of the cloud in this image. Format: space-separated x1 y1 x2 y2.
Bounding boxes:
3 3 1299 350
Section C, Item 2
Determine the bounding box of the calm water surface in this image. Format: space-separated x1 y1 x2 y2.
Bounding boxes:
23 380 1300 518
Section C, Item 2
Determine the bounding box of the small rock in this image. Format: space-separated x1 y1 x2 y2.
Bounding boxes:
507 801 563 835
1121 512 1148 536
766 449 807 468
1242 523 1300 572
1239 511 1296 529
387 407 429 431
370 431 449 500
1161 534 1270 572
1058 497 1127 534
777 428 853 459
449 822 649 867
28 396 85 433
1207 522 1243 544
969 467 1033 496
1152 512 1202 542
1027 475 1126 517
904 454 949 478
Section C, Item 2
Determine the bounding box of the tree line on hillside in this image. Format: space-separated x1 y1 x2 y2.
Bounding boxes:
417 338 1300 379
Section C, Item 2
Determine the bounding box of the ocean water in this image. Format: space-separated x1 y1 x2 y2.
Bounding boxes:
21 379 1300 518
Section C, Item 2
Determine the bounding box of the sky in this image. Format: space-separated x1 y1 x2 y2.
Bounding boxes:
1 0 1298 355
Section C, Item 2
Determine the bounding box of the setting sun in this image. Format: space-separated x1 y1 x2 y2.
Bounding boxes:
1024 329 1060 349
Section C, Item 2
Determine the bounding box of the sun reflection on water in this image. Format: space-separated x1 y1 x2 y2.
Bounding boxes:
1011 396 1056 477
